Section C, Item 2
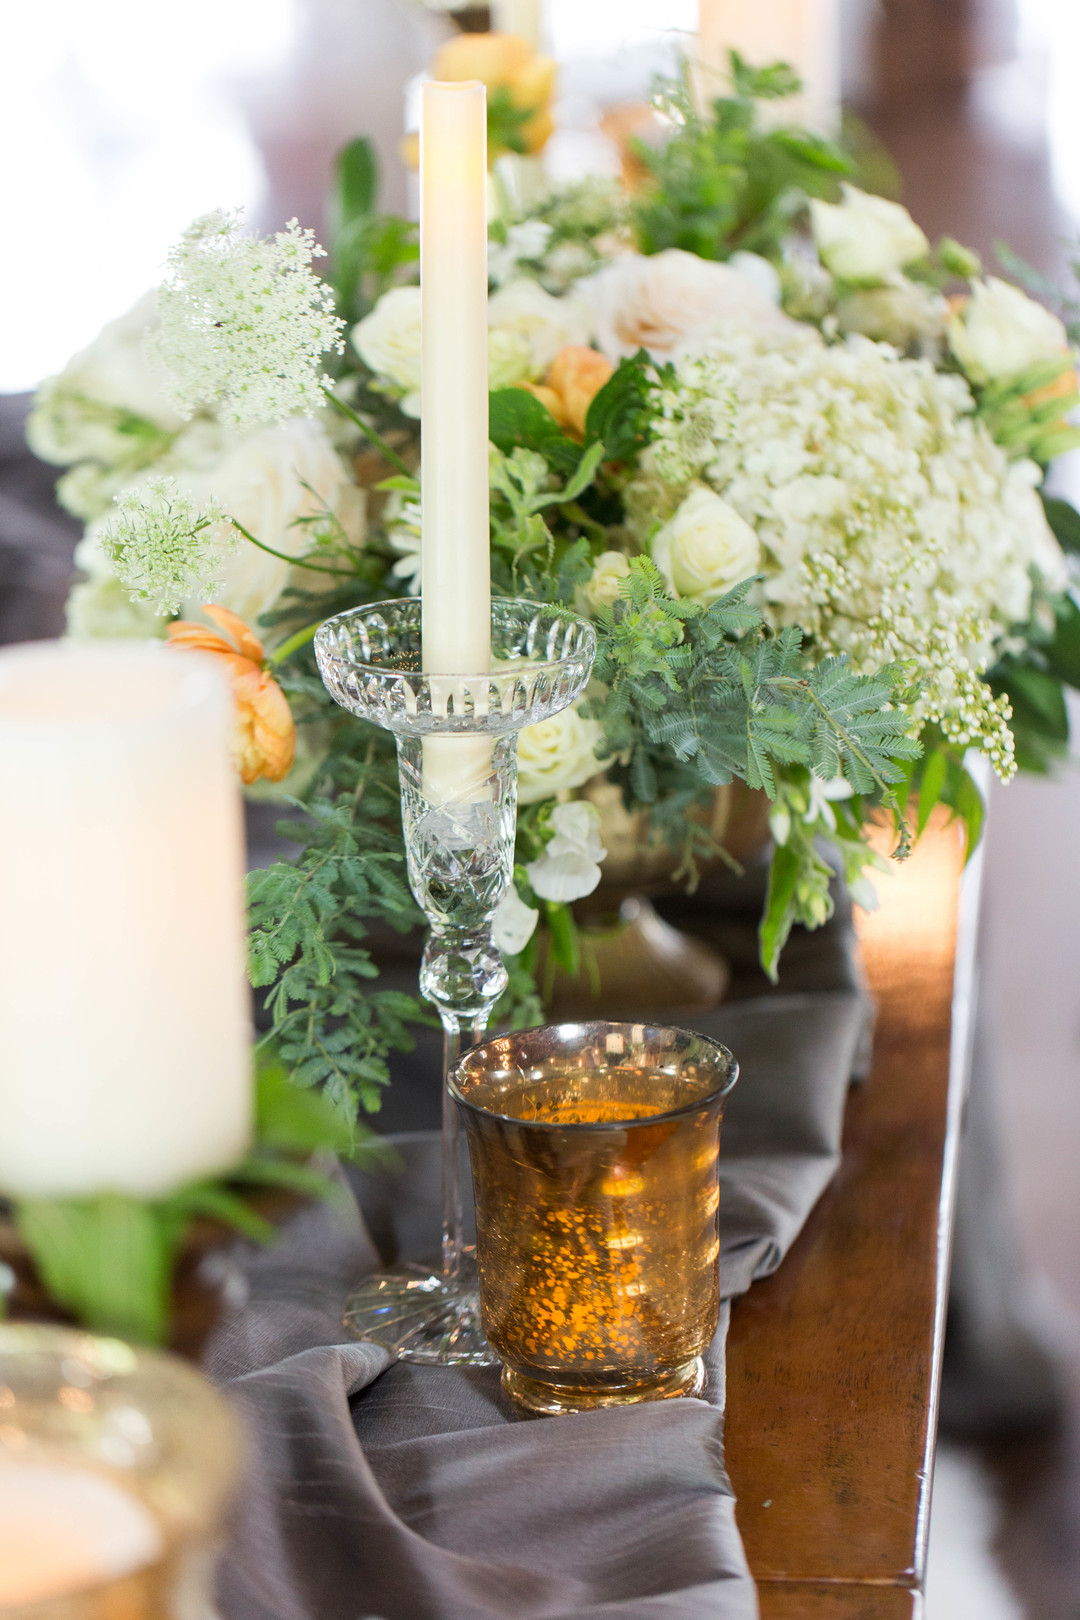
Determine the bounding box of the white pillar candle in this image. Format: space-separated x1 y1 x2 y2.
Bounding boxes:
492 0 543 49
420 79 494 804
0 1467 163 1606
0 642 252 1199
697 0 840 132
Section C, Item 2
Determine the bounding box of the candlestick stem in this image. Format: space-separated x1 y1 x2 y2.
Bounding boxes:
316 598 595 1365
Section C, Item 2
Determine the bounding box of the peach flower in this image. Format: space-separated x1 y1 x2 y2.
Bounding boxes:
518 345 614 438
168 605 296 785
433 32 557 159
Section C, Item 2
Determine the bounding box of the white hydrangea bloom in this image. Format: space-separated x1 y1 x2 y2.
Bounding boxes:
66 575 169 640
147 211 344 431
526 802 607 903
637 326 1069 778
98 476 238 614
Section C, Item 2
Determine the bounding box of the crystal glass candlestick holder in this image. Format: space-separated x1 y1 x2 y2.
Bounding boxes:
315 598 595 1363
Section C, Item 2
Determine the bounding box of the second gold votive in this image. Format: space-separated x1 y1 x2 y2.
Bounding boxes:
450 1021 738 1416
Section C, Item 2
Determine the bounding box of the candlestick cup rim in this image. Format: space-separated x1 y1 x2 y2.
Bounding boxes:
315 597 596 737
449 1020 739 1131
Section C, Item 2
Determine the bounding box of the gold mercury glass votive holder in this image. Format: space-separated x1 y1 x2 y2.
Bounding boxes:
450 1021 739 1416
0 1324 242 1618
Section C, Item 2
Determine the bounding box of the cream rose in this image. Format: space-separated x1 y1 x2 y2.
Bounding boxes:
517 704 604 805
651 487 760 605
192 417 365 627
487 277 592 378
575 550 631 616
576 249 794 363
947 277 1071 384
810 185 929 283
351 286 423 415
27 292 184 469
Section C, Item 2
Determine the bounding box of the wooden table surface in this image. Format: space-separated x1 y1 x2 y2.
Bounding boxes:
725 813 978 1618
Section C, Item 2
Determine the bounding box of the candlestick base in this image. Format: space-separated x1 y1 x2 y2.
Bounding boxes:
316 598 596 1367
342 1263 491 1364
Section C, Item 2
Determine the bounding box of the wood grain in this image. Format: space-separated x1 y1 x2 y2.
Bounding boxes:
758 1582 922 1619
725 813 971 1600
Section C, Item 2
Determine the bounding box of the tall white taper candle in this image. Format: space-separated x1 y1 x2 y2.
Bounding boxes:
697 0 840 133
0 642 252 1198
420 79 493 801
491 0 543 49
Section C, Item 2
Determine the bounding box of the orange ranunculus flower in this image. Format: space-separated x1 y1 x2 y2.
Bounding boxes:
168 605 296 786
432 32 557 162
517 346 615 439
546 347 615 437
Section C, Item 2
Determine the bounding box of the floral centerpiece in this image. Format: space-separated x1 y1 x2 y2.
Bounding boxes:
30 54 1080 1122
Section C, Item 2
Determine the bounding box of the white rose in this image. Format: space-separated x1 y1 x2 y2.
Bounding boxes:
351 286 423 415
576 249 795 363
190 417 365 627
491 885 540 955
526 801 607 904
487 327 535 390
575 550 631 616
487 277 592 378
835 279 947 350
947 277 1070 384
651 486 760 605
27 292 184 468
517 704 604 805
810 185 929 283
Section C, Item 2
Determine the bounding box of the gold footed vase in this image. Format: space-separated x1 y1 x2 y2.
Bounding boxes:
540 781 771 1022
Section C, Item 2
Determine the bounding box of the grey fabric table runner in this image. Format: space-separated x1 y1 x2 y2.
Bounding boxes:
205 984 866 1620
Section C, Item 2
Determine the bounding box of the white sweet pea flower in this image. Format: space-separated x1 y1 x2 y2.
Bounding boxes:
526 802 607 903
384 494 423 594
651 486 760 605
805 775 854 832
352 286 423 416
487 277 592 378
946 277 1071 384
488 221 554 287
517 704 604 804
810 185 929 283
491 885 540 955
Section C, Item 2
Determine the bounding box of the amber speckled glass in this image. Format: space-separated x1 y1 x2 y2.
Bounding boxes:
450 1022 738 1415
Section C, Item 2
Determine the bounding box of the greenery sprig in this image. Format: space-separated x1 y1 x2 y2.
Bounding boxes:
8 1061 369 1345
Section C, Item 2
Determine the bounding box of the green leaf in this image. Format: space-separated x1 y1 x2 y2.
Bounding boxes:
759 842 801 983
545 901 582 977
15 1196 172 1345
584 354 653 462
488 388 581 475
255 1055 358 1156
916 745 949 837
331 137 378 231
559 439 606 504
1043 593 1080 690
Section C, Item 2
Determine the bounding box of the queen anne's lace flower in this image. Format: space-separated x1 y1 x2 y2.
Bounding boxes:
147 211 344 431
637 327 1069 778
99 476 238 614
